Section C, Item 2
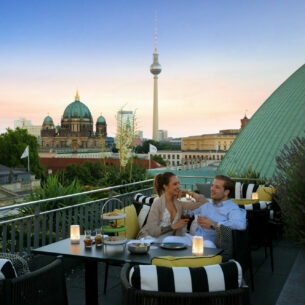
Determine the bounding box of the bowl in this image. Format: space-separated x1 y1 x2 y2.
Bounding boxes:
128 242 150 254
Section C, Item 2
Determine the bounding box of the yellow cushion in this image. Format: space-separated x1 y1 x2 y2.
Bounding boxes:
232 199 259 205
257 186 276 201
114 204 139 239
151 255 222 267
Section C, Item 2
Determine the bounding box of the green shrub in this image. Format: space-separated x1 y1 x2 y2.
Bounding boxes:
273 134 305 244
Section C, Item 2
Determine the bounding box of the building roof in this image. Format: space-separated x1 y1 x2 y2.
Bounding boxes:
97 115 106 123
43 115 54 124
62 92 93 121
217 64 305 179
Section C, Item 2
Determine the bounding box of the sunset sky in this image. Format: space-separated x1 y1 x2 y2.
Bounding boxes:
1 0 305 138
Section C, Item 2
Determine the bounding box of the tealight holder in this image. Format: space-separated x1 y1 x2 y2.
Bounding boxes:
192 236 204 256
252 192 259 200
70 225 80 244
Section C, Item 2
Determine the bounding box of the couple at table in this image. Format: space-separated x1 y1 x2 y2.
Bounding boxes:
137 172 246 247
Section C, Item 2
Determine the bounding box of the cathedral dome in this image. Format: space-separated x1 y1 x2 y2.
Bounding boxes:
42 115 55 129
62 91 93 121
43 115 54 125
97 115 106 123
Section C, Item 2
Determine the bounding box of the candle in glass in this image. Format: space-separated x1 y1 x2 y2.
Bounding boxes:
252 192 259 200
192 236 204 256
70 225 80 244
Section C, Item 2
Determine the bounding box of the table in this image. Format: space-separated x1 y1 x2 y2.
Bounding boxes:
32 237 223 305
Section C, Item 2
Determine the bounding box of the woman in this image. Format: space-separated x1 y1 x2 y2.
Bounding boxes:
137 172 208 243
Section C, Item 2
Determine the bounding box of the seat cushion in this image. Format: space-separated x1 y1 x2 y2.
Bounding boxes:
133 193 157 229
195 184 211 198
257 186 276 201
0 253 30 276
0 259 17 279
151 255 222 267
114 204 139 239
129 260 242 293
232 199 260 205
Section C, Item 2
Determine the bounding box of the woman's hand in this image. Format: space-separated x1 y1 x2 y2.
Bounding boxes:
171 218 189 230
177 189 192 199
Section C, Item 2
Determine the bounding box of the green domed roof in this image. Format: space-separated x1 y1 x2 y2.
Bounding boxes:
218 64 305 179
97 115 106 123
62 92 93 121
43 115 54 124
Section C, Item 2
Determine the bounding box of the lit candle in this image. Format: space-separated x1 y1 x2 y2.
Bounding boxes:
70 225 80 244
192 236 204 256
252 192 259 200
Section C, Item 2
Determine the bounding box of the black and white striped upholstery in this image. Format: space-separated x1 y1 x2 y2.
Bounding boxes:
0 253 29 277
129 260 243 293
0 259 17 279
234 183 260 199
133 193 157 228
239 201 271 211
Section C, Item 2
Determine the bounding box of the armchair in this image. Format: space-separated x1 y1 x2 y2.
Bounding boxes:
121 262 250 305
0 256 68 305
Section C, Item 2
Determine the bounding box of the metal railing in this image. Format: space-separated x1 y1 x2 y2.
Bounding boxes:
0 175 262 256
0 179 154 256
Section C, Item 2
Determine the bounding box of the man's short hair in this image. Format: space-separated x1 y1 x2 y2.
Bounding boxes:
214 175 235 198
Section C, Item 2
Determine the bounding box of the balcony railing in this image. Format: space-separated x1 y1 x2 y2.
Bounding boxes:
0 175 261 256
0 179 155 255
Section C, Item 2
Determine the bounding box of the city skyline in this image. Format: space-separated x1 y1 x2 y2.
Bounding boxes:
1 1 305 138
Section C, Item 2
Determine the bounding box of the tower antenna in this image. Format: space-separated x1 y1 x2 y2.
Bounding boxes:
154 12 158 53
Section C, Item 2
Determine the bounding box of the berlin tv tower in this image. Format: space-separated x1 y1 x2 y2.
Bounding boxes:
150 16 162 141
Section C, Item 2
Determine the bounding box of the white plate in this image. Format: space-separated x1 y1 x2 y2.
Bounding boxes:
160 242 187 250
103 237 127 245
101 213 126 220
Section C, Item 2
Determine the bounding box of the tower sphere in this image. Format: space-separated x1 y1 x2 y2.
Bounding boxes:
150 53 162 75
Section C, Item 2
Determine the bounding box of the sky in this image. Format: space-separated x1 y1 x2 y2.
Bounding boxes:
1 0 305 138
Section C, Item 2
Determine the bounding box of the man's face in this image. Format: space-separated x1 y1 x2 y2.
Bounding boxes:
210 178 229 203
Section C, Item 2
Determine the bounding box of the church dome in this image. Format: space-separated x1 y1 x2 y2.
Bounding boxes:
62 91 93 121
97 115 106 123
43 115 54 125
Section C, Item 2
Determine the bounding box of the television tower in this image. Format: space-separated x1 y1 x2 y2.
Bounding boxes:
150 16 162 141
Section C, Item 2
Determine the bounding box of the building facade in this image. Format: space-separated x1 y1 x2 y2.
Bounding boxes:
40 92 107 151
181 115 249 152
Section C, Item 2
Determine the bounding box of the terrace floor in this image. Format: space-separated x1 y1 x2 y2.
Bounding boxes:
58 237 304 305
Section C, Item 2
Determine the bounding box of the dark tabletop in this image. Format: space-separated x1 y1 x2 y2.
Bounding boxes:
32 236 223 265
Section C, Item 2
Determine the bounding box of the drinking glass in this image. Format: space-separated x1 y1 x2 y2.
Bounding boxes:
84 230 92 248
95 228 103 246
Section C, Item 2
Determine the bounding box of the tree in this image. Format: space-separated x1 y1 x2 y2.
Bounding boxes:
0 128 45 179
273 133 305 244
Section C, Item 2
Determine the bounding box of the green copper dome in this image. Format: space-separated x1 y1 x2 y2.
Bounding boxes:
218 64 305 179
43 115 54 124
62 92 93 121
97 115 106 123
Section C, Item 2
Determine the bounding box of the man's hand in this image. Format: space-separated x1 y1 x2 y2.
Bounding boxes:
197 216 213 229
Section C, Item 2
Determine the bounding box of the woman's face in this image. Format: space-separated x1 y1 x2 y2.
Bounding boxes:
164 175 180 196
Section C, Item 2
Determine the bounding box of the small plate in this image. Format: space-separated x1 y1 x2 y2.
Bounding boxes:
103 237 127 245
160 242 187 250
101 213 126 220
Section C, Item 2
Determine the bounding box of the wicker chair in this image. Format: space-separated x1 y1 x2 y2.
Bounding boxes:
0 256 68 305
120 263 250 305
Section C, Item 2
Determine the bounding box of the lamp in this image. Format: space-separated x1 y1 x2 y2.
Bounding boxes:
70 225 80 244
192 236 204 256
252 192 259 200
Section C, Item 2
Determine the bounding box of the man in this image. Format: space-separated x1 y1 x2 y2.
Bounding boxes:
190 175 246 247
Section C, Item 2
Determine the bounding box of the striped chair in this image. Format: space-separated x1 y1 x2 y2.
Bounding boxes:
121 261 250 305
